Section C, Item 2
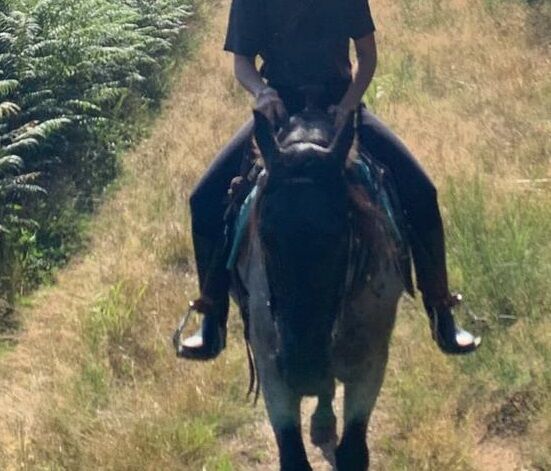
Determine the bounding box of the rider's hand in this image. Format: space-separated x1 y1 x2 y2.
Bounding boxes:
328 104 352 129
254 87 288 126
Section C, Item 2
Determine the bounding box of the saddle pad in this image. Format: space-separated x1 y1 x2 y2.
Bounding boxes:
226 185 259 270
350 157 406 246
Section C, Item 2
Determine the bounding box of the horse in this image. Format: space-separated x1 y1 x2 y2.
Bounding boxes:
233 108 408 471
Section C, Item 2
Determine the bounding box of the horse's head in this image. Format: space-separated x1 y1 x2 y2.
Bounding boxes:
253 109 354 394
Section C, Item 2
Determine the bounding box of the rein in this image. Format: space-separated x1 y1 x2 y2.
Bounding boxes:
278 177 316 185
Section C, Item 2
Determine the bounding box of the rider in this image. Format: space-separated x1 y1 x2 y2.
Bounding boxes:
179 0 481 359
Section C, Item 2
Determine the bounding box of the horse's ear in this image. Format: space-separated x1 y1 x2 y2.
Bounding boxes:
253 110 279 169
328 113 355 163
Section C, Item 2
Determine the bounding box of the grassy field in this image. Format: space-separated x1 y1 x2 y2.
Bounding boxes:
0 0 549 469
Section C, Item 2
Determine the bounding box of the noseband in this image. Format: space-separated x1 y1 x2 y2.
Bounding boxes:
277 176 316 185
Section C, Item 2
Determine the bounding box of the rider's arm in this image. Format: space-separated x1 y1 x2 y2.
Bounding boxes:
234 54 267 98
224 0 286 124
331 0 377 127
337 33 377 118
234 54 287 124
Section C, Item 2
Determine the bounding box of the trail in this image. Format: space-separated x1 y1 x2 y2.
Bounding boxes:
0 0 538 469
239 385 393 471
0 1 251 466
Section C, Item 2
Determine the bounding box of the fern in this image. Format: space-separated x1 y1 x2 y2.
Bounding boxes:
0 154 23 173
0 100 19 118
0 79 18 98
13 117 71 140
1 0 196 297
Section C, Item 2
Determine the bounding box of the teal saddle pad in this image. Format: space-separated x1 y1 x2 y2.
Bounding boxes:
227 184 259 270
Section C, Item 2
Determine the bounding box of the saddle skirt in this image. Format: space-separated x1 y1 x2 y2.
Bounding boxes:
226 154 414 297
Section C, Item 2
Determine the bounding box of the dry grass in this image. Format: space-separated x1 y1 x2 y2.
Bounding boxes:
0 0 549 469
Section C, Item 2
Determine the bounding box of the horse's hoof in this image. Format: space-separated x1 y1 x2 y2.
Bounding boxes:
335 441 369 471
310 416 337 446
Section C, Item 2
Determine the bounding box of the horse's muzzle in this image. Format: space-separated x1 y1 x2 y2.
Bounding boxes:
275 319 334 396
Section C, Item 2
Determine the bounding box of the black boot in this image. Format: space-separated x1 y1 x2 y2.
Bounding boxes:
412 223 481 355
178 299 227 360
178 233 229 361
424 294 481 355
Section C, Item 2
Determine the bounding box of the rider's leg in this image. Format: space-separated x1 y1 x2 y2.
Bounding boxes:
356 104 480 354
180 119 255 360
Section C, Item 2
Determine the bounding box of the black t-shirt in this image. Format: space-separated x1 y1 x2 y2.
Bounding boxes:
224 0 376 90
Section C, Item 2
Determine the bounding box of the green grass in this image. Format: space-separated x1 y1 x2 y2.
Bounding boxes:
74 359 110 412
85 281 147 355
445 179 551 327
0 340 13 358
445 178 550 441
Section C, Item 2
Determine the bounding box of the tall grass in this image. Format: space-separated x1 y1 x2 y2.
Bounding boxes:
446 179 551 326
376 178 551 468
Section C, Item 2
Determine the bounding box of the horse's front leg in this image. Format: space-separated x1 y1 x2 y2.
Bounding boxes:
275 422 311 471
263 382 311 471
310 379 337 446
336 351 389 471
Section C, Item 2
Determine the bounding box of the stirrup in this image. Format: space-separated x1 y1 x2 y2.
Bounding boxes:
426 294 482 355
173 299 226 361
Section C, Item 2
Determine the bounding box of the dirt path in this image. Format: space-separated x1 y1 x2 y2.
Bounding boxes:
247 387 389 471
0 1 247 465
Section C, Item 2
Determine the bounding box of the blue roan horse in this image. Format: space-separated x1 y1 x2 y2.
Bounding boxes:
235 109 407 471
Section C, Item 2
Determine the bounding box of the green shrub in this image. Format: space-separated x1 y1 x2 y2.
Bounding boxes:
0 0 195 304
